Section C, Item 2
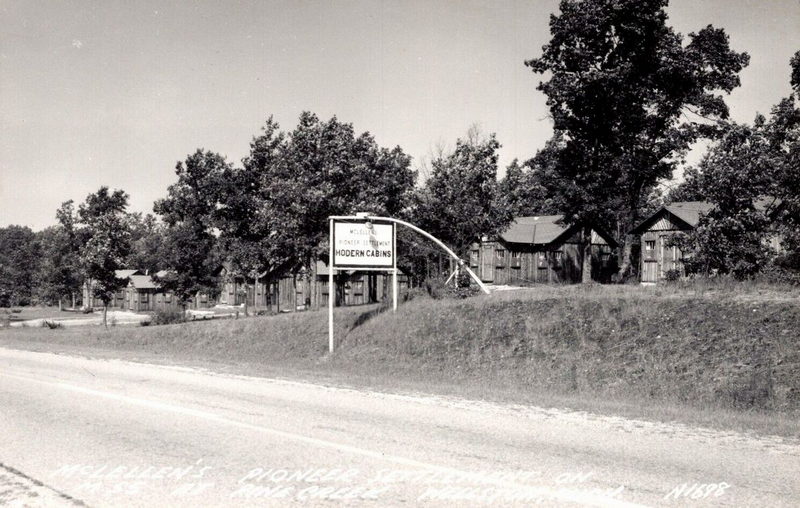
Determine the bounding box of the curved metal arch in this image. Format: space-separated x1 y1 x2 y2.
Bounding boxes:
364 215 490 294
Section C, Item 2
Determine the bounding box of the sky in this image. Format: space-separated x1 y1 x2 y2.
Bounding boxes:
1 0 798 231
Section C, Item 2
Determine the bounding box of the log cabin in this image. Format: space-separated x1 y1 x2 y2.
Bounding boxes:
470 215 618 285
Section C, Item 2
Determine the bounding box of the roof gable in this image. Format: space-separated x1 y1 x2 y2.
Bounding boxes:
631 201 713 234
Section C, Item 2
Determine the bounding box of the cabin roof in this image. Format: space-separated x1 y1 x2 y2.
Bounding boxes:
498 215 618 248
664 201 714 228
128 275 159 289
630 201 714 234
115 269 141 279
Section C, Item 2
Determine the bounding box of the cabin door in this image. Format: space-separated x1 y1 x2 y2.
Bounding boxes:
480 244 494 282
641 235 658 282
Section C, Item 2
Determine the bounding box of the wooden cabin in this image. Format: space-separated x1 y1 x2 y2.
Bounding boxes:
217 260 410 313
83 269 210 312
471 215 618 285
630 201 713 283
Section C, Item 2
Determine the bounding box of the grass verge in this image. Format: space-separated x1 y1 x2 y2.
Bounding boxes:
1 284 798 438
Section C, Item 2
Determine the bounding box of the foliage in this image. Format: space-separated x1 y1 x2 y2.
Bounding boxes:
526 0 749 276
150 309 185 326
76 187 133 309
0 225 39 306
675 53 800 279
127 213 166 274
243 113 416 273
498 135 564 217
415 127 511 257
154 150 227 305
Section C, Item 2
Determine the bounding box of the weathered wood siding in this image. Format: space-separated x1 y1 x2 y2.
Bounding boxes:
640 230 685 282
471 240 611 285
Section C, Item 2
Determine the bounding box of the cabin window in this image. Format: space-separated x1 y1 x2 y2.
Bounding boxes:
495 248 506 267
510 251 521 268
537 252 547 268
645 240 655 251
552 251 563 267
470 249 479 267
165 293 171 303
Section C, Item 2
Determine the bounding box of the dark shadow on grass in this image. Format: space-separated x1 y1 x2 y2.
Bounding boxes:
348 303 391 331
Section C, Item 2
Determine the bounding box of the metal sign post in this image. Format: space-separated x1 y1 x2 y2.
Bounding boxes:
327 213 490 354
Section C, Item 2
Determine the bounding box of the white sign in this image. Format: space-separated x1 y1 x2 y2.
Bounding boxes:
332 220 394 268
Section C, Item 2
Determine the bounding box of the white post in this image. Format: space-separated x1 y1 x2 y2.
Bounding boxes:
392 223 398 312
328 218 335 353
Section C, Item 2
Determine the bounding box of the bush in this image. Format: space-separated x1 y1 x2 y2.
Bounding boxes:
757 264 800 286
151 309 185 325
424 276 481 299
664 269 682 282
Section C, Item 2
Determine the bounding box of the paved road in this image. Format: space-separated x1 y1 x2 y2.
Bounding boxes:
0 347 798 507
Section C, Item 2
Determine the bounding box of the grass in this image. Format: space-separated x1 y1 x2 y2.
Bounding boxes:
1 281 799 438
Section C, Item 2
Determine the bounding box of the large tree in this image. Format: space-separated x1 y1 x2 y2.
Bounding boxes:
154 150 227 312
240 113 415 308
676 51 800 277
526 0 749 279
0 225 39 307
415 127 511 257
77 187 132 327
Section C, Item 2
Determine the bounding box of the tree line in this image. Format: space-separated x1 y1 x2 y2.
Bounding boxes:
2 0 799 312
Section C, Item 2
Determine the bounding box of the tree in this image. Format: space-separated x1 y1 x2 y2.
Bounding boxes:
0 226 39 306
154 150 227 313
76 187 132 327
674 51 800 278
526 0 749 280
128 213 166 274
241 113 415 308
415 127 511 258
35 226 82 309
498 135 566 217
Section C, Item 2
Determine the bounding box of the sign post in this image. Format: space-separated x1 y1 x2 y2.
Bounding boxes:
327 213 489 354
328 215 396 353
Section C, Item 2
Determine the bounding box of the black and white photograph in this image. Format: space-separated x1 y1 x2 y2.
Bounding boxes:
1 0 799 505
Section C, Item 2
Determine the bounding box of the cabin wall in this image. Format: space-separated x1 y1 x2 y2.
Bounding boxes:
640 230 685 282
471 239 614 285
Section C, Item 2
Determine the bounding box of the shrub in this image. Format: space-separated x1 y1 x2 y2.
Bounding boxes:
43 320 62 329
151 309 185 325
664 269 682 282
424 276 481 299
150 310 185 325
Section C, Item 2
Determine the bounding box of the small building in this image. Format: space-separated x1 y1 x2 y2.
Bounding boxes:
216 260 410 313
470 215 618 285
630 201 714 283
83 269 210 312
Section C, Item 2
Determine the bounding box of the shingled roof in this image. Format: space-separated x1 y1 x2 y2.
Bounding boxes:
128 275 159 290
498 215 617 247
663 201 714 227
630 201 714 234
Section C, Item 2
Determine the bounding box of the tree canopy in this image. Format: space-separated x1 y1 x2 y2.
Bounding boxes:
526 0 749 277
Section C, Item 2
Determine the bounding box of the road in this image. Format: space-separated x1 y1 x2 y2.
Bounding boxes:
0 347 798 507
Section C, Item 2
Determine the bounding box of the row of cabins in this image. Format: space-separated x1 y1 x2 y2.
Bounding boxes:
83 264 410 313
84 200 762 312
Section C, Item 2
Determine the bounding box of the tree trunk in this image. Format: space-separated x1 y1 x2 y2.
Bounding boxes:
582 227 593 284
243 283 249 317
618 233 636 282
58 297 63 312
71 292 76 310
102 304 108 328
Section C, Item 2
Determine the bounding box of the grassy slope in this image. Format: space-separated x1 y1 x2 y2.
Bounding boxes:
2 284 798 436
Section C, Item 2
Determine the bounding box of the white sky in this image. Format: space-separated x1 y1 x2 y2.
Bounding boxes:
1 0 798 230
